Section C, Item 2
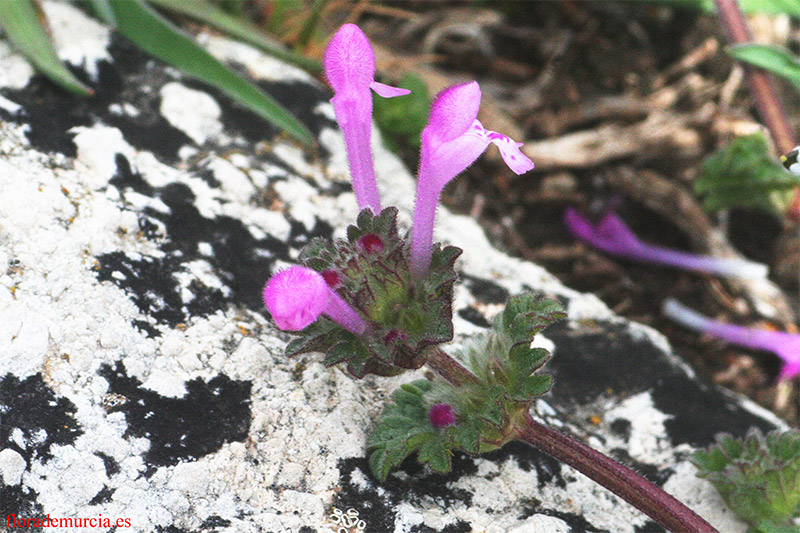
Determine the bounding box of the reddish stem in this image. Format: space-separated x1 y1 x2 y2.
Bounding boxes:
516 414 719 533
713 0 799 216
426 350 718 531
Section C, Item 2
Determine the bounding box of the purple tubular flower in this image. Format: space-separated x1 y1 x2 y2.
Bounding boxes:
564 208 768 279
410 82 534 278
663 299 800 380
324 24 411 214
263 266 366 335
428 403 456 428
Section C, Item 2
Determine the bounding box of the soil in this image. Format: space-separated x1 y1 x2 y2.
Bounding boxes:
345 1 800 424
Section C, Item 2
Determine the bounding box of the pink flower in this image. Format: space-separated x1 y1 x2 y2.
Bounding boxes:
564 208 767 279
410 82 534 277
263 266 366 334
663 299 800 380
324 24 410 214
428 403 456 428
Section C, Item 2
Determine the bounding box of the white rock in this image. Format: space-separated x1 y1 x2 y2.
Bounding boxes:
0 448 26 485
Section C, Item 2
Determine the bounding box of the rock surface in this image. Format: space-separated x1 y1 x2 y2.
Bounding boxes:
0 4 785 532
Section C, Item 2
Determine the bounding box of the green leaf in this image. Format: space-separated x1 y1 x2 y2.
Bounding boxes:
104 0 313 146
373 74 430 152
695 133 800 213
0 0 93 96
694 428 800 530
728 44 800 92
146 0 321 73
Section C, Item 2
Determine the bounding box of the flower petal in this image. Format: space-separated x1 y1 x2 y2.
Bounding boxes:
425 81 481 143
263 266 328 331
370 81 411 98
324 24 375 95
485 129 534 175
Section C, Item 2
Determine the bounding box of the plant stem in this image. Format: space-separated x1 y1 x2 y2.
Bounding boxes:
426 348 480 386
713 0 799 215
516 414 719 533
428 348 718 532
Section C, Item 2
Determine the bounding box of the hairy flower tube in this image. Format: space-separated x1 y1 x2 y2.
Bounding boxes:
324 23 410 214
564 208 768 279
410 81 534 278
263 266 365 335
663 298 800 380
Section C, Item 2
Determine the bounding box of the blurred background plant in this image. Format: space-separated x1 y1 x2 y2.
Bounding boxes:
0 0 322 145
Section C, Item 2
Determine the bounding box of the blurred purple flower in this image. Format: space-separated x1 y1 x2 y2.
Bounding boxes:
324 23 410 214
263 266 366 334
663 299 800 380
564 208 767 279
410 82 534 277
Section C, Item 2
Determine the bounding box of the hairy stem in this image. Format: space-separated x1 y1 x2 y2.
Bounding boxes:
425 348 480 387
516 414 719 533
714 0 799 215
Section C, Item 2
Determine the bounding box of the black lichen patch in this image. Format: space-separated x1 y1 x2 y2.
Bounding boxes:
545 320 678 405
198 73 335 153
99 362 251 475
0 374 82 465
199 515 232 530
100 155 331 331
0 374 82 525
545 320 778 448
336 456 477 532
635 520 666 532
95 452 120 477
1 485 46 532
460 274 509 304
483 441 566 489
88 485 115 505
411 520 472 533
156 526 191 533
652 374 776 448
0 73 91 156
609 418 632 441
457 306 491 328
0 38 191 161
537 509 612 533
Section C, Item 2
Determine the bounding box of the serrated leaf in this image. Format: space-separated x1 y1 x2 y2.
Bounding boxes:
146 0 321 72
368 447 391 481
0 0 93 96
728 44 800 92
104 0 313 146
518 375 553 398
695 133 800 214
455 420 482 454
418 439 452 473
497 294 565 343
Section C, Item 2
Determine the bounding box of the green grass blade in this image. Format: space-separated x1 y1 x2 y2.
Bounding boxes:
728 44 800 92
293 0 326 51
0 0 92 96
107 0 313 146
146 0 321 73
